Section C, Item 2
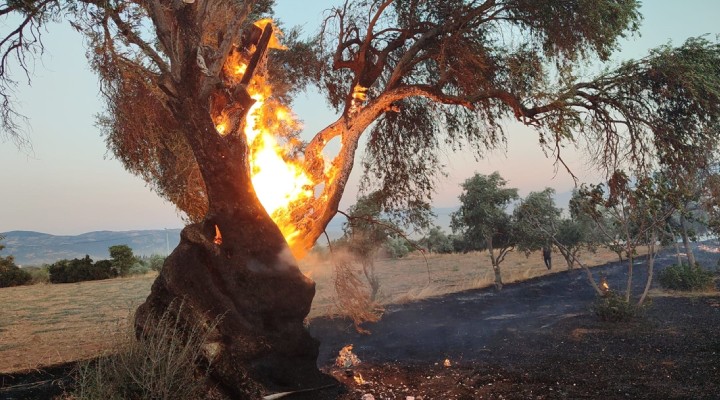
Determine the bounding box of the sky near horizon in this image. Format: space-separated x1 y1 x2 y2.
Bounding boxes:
0 0 719 235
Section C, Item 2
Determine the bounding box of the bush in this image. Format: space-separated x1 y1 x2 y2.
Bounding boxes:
0 261 32 288
658 263 715 291
70 304 223 400
147 254 166 272
383 237 410 259
48 256 117 284
24 265 50 284
128 262 150 275
592 293 643 322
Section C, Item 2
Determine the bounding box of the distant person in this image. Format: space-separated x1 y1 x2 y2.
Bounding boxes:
542 246 552 270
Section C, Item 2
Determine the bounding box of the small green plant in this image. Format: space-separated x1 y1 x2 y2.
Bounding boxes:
592 293 642 322
70 304 222 400
658 263 715 291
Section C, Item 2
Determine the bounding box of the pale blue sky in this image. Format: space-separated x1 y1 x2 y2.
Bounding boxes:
0 0 718 235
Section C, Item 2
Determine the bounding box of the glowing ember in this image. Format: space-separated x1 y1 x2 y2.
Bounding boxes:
443 358 451 367
353 373 365 385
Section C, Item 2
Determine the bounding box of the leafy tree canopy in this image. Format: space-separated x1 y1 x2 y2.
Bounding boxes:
0 0 719 253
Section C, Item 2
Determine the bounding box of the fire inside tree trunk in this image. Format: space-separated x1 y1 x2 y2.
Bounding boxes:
136 88 330 396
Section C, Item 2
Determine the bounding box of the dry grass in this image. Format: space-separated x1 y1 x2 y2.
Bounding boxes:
0 249 620 373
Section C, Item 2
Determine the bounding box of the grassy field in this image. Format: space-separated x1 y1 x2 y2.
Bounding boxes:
0 248 620 373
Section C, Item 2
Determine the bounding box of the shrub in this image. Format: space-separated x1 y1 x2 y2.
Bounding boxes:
24 265 50 284
48 256 117 284
109 245 139 277
147 254 166 272
592 293 643 322
70 304 224 400
658 263 715 291
0 261 32 288
128 262 150 275
383 236 410 259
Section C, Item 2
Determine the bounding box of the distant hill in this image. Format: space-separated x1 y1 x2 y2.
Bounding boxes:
0 229 182 266
0 207 469 266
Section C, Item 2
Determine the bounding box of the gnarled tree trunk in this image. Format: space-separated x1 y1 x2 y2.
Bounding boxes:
135 69 329 397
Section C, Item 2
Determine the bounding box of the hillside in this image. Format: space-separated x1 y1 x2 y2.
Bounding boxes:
0 230 182 266
0 207 464 266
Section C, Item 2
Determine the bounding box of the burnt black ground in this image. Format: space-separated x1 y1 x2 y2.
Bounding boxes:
309 245 718 366
309 244 720 400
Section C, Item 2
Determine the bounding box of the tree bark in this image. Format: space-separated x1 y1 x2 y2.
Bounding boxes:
638 231 656 306
486 235 503 291
680 213 696 266
135 85 330 396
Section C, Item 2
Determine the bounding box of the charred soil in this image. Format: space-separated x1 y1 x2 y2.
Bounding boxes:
322 294 720 399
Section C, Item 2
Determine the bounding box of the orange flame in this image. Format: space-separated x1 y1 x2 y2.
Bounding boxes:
216 21 316 259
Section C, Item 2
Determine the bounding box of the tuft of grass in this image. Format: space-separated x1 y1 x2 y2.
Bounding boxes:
68 303 221 400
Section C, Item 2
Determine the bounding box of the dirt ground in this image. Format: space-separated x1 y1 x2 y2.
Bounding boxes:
1 246 718 399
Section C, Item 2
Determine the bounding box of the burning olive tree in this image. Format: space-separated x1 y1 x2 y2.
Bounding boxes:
2 0 720 396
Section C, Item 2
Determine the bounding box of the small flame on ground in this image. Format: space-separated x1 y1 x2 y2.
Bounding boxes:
443 358 451 367
353 373 365 385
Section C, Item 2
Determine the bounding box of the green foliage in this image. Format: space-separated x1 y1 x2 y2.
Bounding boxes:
71 305 223 400
128 262 150 275
147 254 166 272
0 237 31 288
451 172 519 250
658 263 715 291
421 226 454 254
24 265 50 284
0 261 32 288
383 237 410 259
48 256 117 284
513 188 560 254
109 245 139 277
592 293 643 322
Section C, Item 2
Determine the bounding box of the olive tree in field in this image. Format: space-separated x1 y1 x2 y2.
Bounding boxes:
577 173 678 304
513 188 559 263
451 172 518 290
514 189 601 271
108 244 138 277
514 188 606 294
3 0 720 395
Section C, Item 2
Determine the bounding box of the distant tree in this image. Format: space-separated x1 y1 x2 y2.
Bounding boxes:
451 172 518 291
147 254 166 272
48 255 116 283
421 226 454 254
578 172 675 304
0 236 31 288
109 245 139 277
341 191 428 299
513 188 560 264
